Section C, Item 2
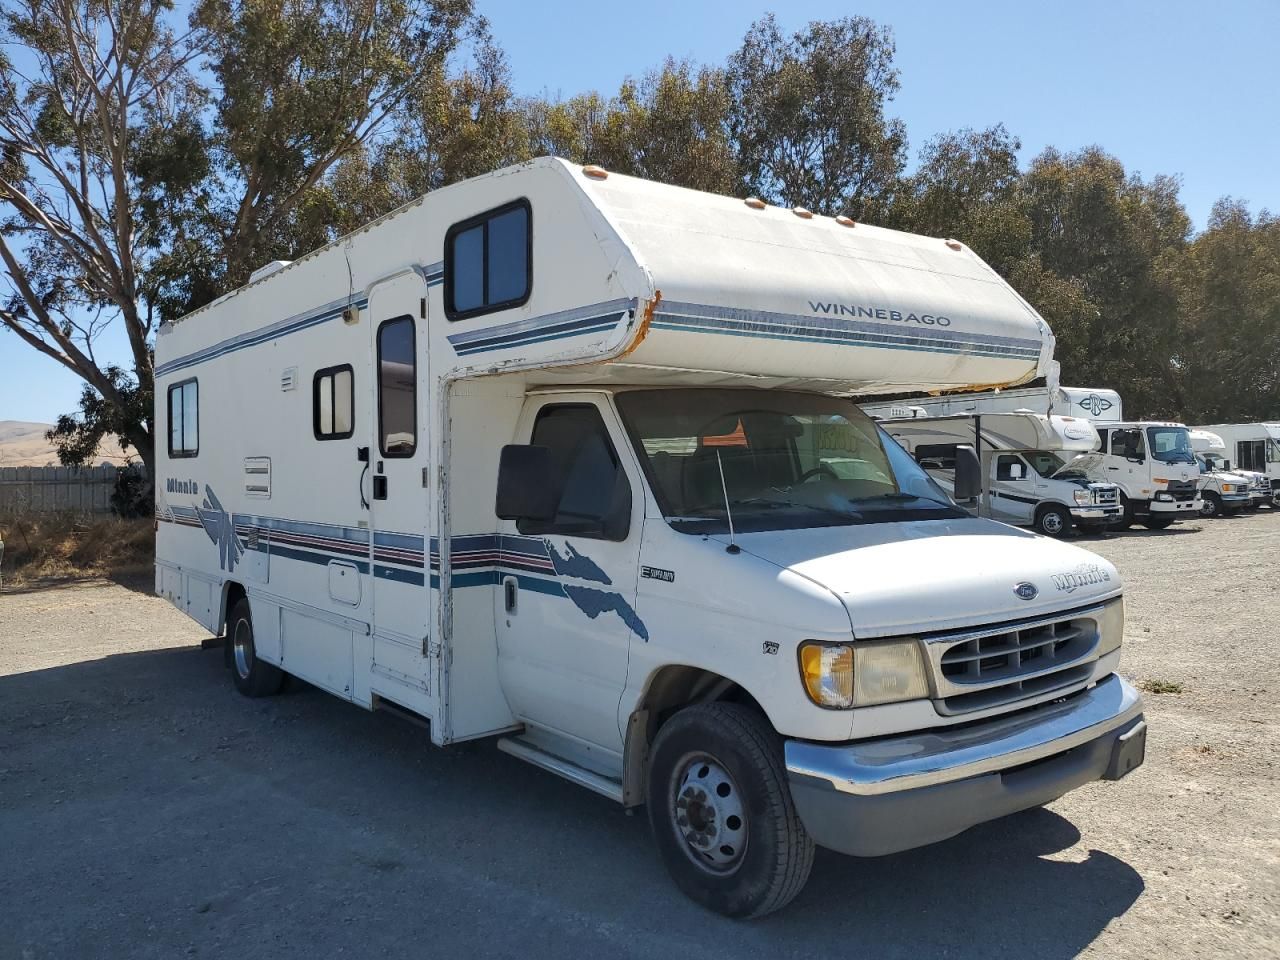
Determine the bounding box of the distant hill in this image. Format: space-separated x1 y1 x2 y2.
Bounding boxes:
0 420 136 467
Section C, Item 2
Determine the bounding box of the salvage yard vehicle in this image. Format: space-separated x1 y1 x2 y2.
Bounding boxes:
154 159 1146 918
874 411 1122 536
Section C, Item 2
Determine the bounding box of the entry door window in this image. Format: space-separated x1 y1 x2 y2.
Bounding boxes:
377 316 417 457
519 405 631 541
1238 440 1264 472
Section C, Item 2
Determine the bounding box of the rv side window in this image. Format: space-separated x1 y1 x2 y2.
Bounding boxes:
167 379 199 458
313 364 354 440
517 404 630 541
445 199 531 320
377 317 417 457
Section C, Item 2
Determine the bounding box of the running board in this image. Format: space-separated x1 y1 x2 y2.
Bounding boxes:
496 736 624 803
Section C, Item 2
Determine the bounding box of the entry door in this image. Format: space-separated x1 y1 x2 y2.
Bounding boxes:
1238 440 1264 473
991 454 1036 523
367 273 432 713
494 398 645 753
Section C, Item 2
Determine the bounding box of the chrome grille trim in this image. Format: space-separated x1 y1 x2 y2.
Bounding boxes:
923 604 1107 716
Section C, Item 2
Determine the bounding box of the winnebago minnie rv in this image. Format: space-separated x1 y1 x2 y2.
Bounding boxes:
154 159 1145 918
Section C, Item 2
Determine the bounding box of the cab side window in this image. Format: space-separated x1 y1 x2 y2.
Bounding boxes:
518 405 631 541
995 455 1026 481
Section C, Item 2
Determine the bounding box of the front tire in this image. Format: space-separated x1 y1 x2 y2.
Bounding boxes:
1141 516 1175 530
1113 494 1135 530
1034 504 1072 538
647 702 814 918
227 597 285 698
1200 491 1221 518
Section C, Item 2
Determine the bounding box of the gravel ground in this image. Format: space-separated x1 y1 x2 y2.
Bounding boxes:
1 512 1277 959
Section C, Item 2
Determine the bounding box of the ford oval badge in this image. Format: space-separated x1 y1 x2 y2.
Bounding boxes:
1015 582 1039 601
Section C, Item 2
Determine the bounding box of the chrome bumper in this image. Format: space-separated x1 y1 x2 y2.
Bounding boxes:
1071 506 1121 520
785 674 1146 856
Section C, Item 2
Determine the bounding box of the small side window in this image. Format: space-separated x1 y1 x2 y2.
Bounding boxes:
168 378 199 458
313 364 354 440
377 316 417 457
445 199 531 321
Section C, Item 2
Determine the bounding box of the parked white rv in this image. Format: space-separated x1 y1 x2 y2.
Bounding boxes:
1192 422 1278 507
879 413 1122 536
864 385 1124 423
154 158 1145 917
1189 430 1252 517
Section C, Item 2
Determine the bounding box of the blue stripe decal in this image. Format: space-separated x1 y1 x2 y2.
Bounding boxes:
157 295 370 377
447 298 634 356
650 301 1042 361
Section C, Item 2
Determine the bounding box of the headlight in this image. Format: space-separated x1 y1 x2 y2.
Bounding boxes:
798 639 930 709
1073 489 1091 506
1096 598 1125 657
798 643 854 708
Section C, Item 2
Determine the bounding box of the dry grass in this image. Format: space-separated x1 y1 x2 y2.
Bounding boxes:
0 511 153 584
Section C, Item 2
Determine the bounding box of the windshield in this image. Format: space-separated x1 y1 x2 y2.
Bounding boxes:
615 389 965 534
1024 450 1065 477
1147 426 1196 464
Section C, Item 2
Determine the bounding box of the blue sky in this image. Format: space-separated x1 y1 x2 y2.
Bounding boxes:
2 0 1277 424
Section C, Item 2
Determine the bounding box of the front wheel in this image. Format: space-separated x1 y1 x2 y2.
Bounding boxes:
1113 494 1135 530
647 703 814 918
1034 504 1073 538
1200 491 1221 518
1141 516 1175 530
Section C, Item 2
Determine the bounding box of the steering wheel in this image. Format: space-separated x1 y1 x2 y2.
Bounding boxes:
798 463 839 483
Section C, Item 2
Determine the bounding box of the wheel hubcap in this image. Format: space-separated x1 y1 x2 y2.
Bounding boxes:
232 619 253 680
1043 513 1064 534
1202 499 1217 516
671 755 747 873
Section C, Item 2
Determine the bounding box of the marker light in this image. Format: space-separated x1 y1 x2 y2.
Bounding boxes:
744 196 766 209
798 643 854 708
835 215 856 227
582 165 608 180
945 239 963 251
792 206 814 219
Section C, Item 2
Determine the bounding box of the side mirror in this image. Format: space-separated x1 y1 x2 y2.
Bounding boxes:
1223 460 1232 472
954 445 982 501
495 445 558 521
1009 463 1025 480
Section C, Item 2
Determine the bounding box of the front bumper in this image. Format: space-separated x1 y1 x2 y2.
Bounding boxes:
1071 506 1121 521
785 674 1146 857
1150 497 1200 514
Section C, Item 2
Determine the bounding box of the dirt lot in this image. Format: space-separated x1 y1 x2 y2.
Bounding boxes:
1 513 1277 959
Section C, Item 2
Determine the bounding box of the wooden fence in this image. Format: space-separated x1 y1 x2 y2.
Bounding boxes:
0 464 139 514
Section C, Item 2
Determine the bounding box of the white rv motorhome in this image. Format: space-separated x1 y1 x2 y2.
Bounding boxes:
864 385 1124 423
879 412 1122 536
154 159 1145 918
1192 422 1278 507
1189 430 1253 517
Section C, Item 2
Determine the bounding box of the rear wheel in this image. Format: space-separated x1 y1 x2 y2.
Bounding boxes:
227 597 285 698
1034 504 1072 538
1200 491 1221 518
647 702 814 918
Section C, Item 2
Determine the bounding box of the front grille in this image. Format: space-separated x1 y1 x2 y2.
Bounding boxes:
1093 488 1119 505
1166 480 1198 502
926 609 1102 716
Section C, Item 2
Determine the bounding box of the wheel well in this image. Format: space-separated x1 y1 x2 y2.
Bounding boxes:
219 581 246 636
622 666 765 807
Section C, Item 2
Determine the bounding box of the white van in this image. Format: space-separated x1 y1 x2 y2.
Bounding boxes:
1192 423 1278 507
1189 430 1253 517
878 412 1122 536
154 159 1145 917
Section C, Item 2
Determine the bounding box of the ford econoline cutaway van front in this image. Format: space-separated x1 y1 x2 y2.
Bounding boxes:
496 386 1147 917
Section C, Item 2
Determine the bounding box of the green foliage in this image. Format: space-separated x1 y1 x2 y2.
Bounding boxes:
726 14 906 217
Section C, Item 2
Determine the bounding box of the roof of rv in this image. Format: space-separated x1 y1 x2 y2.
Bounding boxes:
161 158 1054 396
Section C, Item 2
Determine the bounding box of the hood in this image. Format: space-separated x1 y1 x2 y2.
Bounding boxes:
1053 452 1104 479
732 517 1122 638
